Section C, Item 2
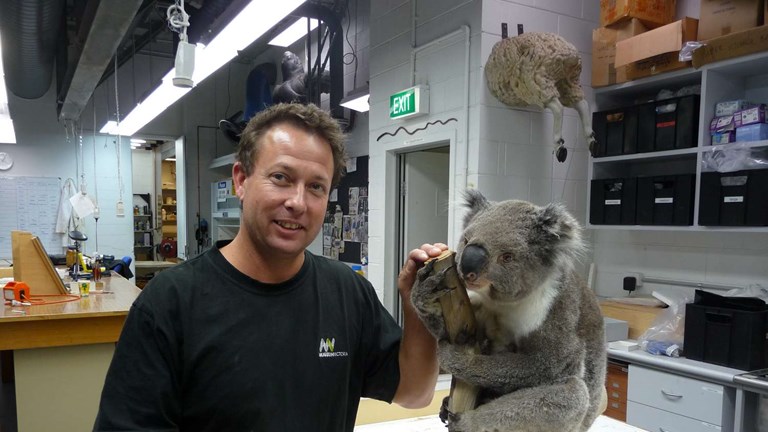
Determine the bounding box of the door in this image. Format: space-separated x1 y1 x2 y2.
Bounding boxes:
396 146 450 321
174 136 187 259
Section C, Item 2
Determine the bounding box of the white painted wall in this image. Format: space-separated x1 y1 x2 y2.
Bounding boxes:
0 86 134 263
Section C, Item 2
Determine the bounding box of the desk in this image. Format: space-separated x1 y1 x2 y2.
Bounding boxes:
0 275 141 432
135 260 177 274
354 414 646 431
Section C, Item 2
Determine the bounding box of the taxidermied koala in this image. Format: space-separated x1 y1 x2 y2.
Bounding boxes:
411 190 606 432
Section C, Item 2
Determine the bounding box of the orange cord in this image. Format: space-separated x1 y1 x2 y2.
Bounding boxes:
22 293 82 305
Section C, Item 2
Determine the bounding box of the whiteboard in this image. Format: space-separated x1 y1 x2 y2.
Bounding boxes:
0 176 62 260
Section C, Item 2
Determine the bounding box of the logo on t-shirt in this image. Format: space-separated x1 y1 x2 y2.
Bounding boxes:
319 337 348 358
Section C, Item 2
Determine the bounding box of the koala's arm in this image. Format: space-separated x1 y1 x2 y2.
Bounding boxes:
438 335 585 392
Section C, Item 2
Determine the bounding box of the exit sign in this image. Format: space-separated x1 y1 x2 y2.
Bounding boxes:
389 85 429 120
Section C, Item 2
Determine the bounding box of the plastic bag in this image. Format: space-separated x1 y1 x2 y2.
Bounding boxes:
701 144 768 173
637 289 694 355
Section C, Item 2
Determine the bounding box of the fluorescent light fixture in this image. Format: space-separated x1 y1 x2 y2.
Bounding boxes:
268 18 319 47
100 120 118 134
340 87 370 113
0 35 17 144
165 157 176 161
130 138 146 144
104 0 306 137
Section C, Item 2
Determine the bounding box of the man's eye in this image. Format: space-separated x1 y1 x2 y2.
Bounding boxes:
310 183 326 193
271 173 288 183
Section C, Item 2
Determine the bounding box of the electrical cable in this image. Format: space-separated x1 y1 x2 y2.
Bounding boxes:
114 55 125 208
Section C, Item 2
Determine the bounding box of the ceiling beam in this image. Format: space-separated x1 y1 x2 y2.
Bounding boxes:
58 0 144 121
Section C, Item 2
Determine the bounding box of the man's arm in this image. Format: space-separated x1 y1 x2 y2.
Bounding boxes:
392 243 447 408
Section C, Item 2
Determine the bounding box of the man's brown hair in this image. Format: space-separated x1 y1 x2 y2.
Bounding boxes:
236 103 347 187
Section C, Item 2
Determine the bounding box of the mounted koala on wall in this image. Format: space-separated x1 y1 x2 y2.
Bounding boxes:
411 190 607 432
485 32 597 163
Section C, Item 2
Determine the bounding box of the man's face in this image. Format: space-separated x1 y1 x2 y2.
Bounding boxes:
234 122 333 261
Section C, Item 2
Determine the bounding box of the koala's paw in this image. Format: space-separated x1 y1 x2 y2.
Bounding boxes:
437 340 475 375
439 396 463 430
410 262 451 312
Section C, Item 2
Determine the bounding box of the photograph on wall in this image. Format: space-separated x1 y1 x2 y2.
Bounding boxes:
359 186 367 197
343 215 353 241
358 196 368 215
361 242 368 262
348 187 359 215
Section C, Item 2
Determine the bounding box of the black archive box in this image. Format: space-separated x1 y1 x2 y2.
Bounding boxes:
699 168 768 226
636 174 695 226
685 291 768 371
592 107 638 157
652 95 699 151
590 178 637 225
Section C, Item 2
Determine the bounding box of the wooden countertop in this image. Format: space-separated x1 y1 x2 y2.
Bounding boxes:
354 415 645 431
0 275 141 350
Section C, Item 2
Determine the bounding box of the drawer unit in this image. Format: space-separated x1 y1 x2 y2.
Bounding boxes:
627 365 725 426
627 401 722 431
604 361 629 422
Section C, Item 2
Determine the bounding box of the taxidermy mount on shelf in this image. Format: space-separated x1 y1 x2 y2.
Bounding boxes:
485 32 597 162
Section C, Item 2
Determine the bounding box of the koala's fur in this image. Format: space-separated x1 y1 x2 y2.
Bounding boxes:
411 190 606 432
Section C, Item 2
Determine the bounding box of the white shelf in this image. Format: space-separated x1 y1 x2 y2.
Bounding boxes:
589 53 768 232
213 210 240 219
209 153 236 177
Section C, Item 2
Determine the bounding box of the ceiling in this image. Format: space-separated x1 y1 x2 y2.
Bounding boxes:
0 0 347 126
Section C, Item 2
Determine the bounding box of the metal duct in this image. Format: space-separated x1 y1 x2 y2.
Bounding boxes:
0 0 65 99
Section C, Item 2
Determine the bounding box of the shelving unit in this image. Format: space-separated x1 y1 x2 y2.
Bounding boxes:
589 50 768 232
132 193 155 261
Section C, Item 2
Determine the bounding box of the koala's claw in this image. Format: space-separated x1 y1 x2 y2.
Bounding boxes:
439 396 461 425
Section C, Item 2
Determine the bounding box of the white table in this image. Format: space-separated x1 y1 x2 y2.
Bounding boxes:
355 414 646 431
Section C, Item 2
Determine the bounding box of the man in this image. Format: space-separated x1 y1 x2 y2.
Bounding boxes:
94 103 445 431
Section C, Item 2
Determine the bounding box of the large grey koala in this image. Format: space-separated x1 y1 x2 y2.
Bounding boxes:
411 190 606 432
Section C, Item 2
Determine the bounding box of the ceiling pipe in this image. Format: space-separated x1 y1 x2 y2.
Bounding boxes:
0 0 65 99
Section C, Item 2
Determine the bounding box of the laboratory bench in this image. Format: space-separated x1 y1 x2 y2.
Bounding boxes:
608 347 767 432
0 274 141 432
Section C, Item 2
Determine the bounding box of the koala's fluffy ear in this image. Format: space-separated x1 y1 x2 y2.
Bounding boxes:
535 203 585 259
462 189 490 228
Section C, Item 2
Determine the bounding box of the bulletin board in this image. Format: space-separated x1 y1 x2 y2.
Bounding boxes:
322 156 368 264
0 176 62 260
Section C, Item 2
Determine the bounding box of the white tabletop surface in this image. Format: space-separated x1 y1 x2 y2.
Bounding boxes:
355 415 646 431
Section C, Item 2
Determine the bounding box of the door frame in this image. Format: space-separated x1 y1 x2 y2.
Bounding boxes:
379 129 458 317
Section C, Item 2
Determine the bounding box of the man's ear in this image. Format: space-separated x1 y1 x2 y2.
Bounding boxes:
232 161 248 200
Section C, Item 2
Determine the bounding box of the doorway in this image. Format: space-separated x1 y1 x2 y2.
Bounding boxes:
156 137 187 261
395 144 450 322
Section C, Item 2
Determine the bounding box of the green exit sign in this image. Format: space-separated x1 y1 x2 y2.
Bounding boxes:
389 85 429 120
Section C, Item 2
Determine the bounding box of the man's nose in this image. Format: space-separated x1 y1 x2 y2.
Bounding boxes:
285 185 307 212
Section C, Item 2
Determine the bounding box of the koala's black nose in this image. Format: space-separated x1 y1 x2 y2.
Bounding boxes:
459 244 488 283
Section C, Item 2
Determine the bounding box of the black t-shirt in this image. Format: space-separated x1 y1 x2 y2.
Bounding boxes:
94 242 402 431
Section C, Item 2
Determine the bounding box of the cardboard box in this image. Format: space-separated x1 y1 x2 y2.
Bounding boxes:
592 19 648 87
693 25 768 68
615 18 698 80
600 0 676 28
698 0 763 41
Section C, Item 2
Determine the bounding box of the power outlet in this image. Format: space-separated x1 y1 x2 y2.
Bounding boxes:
622 272 643 292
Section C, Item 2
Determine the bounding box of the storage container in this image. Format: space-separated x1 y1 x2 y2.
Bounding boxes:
592 108 638 157
685 301 768 370
636 174 694 225
699 168 768 226
590 178 637 225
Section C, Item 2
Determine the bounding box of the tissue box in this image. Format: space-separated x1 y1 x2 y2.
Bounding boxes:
710 115 736 133
736 123 768 142
734 105 768 127
716 100 756 117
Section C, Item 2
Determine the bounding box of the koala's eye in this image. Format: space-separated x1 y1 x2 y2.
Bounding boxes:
499 253 514 264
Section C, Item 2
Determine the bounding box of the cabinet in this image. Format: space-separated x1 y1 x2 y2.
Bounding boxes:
132 193 154 261
627 365 728 429
589 51 768 232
